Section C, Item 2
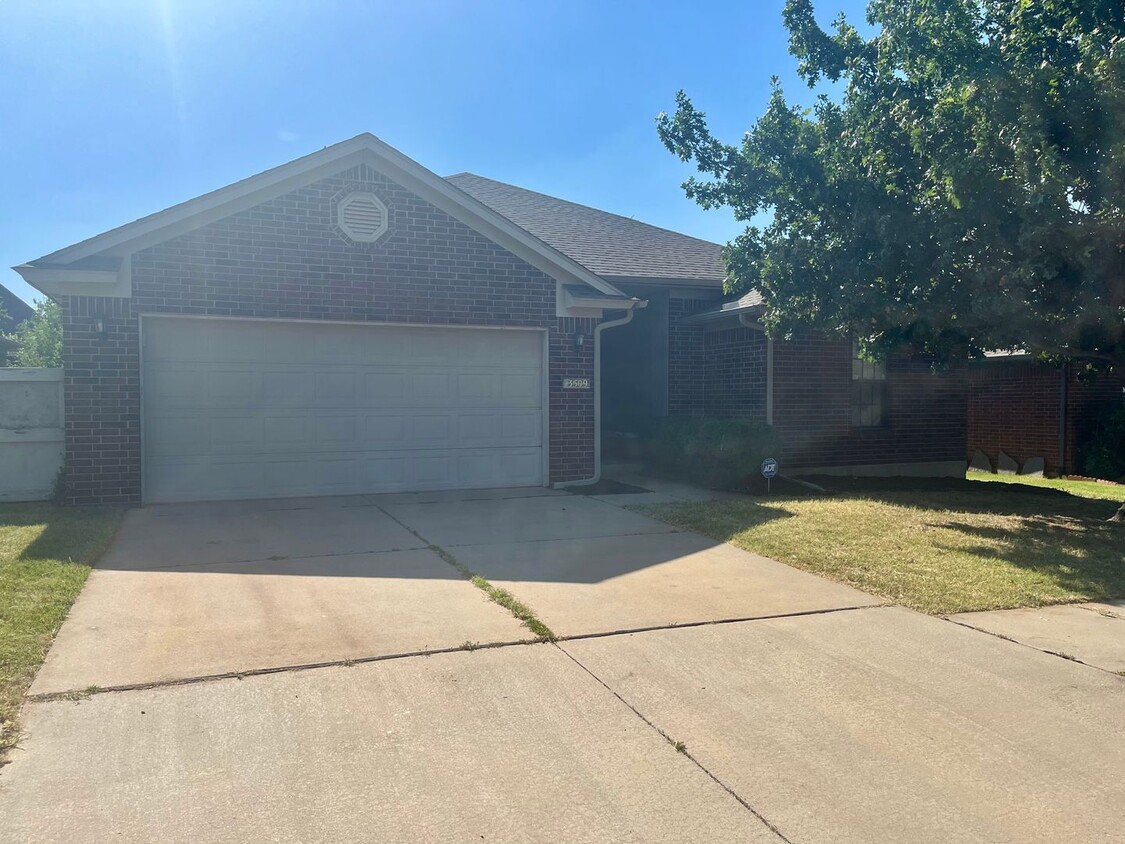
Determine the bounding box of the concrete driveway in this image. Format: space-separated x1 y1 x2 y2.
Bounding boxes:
3 486 1124 842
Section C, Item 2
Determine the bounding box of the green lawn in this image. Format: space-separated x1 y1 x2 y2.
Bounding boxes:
968 470 1125 502
1 503 123 753
636 475 1125 616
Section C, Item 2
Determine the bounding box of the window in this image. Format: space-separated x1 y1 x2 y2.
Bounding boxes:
851 341 887 427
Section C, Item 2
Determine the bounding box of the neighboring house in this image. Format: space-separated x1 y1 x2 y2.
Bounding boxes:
0 283 34 361
967 352 1125 476
1 283 34 334
14 133 965 506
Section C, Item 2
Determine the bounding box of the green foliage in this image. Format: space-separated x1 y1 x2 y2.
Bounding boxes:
7 299 62 368
657 0 1125 374
649 416 783 490
1080 407 1125 481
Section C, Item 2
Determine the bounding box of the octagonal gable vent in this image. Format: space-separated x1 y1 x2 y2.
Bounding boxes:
337 192 388 243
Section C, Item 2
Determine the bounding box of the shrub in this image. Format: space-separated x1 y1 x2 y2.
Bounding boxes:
647 416 782 491
1080 407 1125 482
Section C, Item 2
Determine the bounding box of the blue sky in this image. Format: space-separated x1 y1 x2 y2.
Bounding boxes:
0 0 867 305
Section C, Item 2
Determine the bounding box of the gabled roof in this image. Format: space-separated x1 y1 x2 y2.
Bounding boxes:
446 173 726 284
0 284 34 332
16 134 632 303
680 289 766 324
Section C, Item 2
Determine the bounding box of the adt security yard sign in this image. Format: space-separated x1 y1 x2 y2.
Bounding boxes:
761 457 779 492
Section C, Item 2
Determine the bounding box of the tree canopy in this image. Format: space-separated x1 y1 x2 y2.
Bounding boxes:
657 0 1124 375
6 299 62 368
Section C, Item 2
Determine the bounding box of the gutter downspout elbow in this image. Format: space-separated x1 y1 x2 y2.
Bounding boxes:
739 313 774 427
559 306 640 488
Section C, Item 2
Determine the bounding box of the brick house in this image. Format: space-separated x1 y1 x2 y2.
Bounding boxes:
16 134 966 505
455 175 968 479
967 353 1125 477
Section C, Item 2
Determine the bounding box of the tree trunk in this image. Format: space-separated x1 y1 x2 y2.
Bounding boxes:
1113 501 1125 523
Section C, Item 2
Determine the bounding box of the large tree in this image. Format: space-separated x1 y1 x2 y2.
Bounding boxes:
6 299 62 368
657 0 1124 379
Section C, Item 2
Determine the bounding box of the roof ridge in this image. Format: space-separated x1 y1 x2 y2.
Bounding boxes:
445 172 724 250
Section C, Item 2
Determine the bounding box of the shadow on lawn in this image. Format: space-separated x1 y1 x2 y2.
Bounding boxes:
0 504 124 565
931 514 1125 599
808 476 1123 521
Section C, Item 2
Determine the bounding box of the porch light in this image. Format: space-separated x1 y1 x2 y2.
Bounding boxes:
574 331 586 353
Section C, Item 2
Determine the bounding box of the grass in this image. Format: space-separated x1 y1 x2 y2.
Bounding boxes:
428 544 555 641
0 503 123 753
968 471 1125 503
635 475 1124 616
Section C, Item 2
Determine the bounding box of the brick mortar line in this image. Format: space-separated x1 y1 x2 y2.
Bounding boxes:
552 641 796 844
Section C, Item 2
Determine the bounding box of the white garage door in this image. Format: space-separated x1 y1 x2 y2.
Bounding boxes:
142 317 545 503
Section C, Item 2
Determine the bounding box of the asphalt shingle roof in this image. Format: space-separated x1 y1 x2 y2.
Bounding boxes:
446 173 725 283
0 284 33 333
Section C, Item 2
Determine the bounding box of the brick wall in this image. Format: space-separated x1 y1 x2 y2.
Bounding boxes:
967 360 1125 476
668 297 709 415
61 163 596 503
59 296 140 504
690 324 965 470
772 331 967 469
670 319 963 472
702 324 767 419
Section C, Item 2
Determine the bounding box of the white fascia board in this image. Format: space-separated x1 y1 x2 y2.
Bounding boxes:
14 258 130 298
28 133 625 300
556 282 645 317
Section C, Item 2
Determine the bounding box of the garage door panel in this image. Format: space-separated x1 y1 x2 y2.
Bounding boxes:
501 374 540 403
365 372 408 401
412 415 452 445
365 415 407 444
143 318 545 502
365 455 407 486
209 416 261 446
263 371 312 406
263 416 308 444
315 416 358 445
147 411 545 458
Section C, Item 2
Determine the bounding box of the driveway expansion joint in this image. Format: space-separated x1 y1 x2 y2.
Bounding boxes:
367 501 556 640
25 637 548 704
554 602 889 644
553 641 795 844
940 614 1125 678
27 606 892 705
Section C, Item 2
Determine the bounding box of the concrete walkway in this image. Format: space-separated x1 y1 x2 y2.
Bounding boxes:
950 600 1125 673
3 487 1124 842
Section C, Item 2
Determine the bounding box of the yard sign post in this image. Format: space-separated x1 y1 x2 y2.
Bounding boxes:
761 457 779 493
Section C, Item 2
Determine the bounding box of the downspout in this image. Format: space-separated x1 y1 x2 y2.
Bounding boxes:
560 307 638 488
1057 362 1069 477
739 313 774 426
